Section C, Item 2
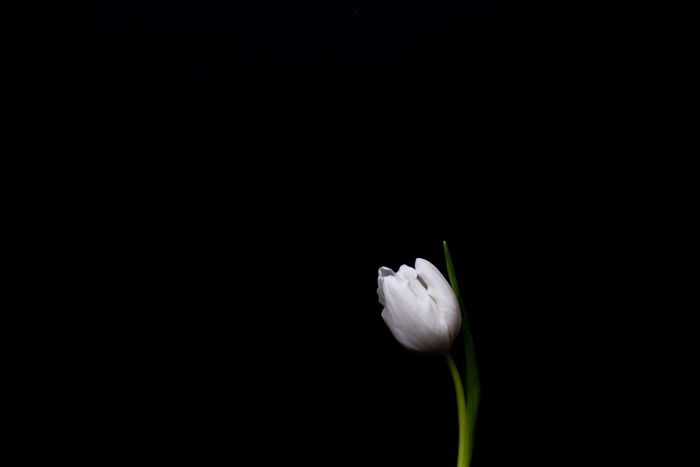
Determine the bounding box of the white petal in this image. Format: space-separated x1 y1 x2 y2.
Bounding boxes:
378 267 395 277
395 264 416 281
377 266 395 306
395 265 428 297
381 273 451 354
414 258 461 339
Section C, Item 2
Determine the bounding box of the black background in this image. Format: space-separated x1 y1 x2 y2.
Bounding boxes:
2 1 674 465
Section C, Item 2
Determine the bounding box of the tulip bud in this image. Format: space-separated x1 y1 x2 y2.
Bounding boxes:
377 258 461 354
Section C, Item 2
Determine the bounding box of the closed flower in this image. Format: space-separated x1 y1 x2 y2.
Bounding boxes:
377 258 461 354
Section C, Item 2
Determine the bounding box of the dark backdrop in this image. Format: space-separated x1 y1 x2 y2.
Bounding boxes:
3 1 672 465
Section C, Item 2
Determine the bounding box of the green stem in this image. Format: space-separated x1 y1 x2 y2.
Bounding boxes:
446 353 468 467
444 241 480 467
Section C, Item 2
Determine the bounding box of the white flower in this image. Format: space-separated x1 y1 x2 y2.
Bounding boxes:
377 258 461 354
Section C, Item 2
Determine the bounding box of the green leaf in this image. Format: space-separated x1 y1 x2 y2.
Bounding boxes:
443 241 480 467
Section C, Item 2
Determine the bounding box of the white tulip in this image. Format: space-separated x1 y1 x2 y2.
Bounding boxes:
377 258 461 354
